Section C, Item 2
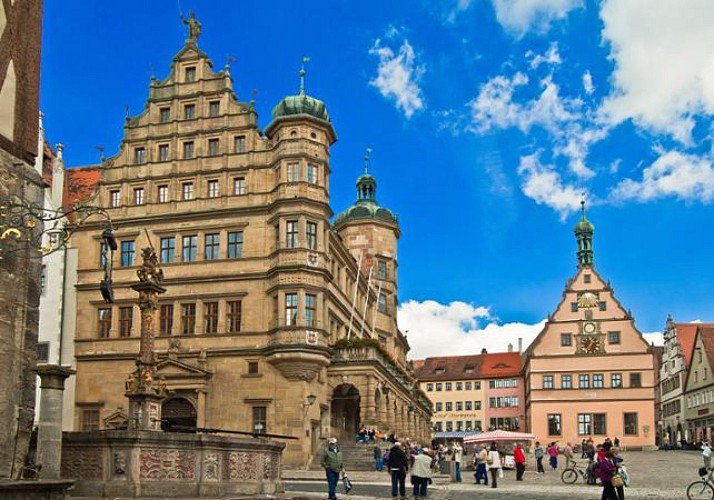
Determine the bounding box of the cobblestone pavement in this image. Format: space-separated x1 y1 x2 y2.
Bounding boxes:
283 450 706 499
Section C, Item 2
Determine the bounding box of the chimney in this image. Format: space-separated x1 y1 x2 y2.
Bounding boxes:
518 337 523 353
481 348 488 355
508 343 513 353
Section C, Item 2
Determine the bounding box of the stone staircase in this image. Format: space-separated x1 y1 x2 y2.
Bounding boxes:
311 441 379 471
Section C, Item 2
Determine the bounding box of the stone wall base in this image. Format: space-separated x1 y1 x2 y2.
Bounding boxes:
61 431 284 498
0 479 73 500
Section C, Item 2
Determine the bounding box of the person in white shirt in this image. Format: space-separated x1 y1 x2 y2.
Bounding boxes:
487 441 502 489
451 441 463 482
702 440 712 469
411 448 434 498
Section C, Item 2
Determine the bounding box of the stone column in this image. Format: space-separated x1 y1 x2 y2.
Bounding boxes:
35 364 75 479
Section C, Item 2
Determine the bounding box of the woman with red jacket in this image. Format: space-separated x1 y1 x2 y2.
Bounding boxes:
513 443 526 481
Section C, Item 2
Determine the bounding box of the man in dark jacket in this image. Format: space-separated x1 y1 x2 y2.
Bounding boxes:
320 438 344 500
386 442 409 498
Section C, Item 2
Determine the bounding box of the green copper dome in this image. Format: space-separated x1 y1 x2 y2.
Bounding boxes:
271 67 330 123
574 216 594 233
334 172 398 227
574 197 594 268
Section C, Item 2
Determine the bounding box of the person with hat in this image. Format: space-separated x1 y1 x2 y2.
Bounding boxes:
411 448 434 498
386 441 409 499
320 437 344 500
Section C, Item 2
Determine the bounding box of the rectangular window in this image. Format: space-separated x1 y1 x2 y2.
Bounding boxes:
182 182 194 200
233 177 246 195
158 144 169 162
110 190 121 207
182 235 197 262
456 421 463 431
287 162 299 182
134 147 146 164
208 138 220 156
445 402 452 411
593 413 607 435
119 306 133 337
445 382 452 391
81 408 100 432
158 185 169 203
305 294 316 327
548 414 562 435
562 375 572 389
611 373 622 388
608 331 621 344
159 304 173 336
378 260 387 280
208 101 220 117
234 135 246 153
160 237 175 264
435 383 442 391
159 107 171 123
488 396 519 408
252 406 267 434
184 103 196 119
475 382 481 390
185 66 196 82
307 163 318 184
204 301 218 334
445 421 453 432
593 374 604 388
227 231 243 259
285 293 298 326
435 402 442 412
456 401 463 411
36 342 49 363
247 361 259 374
465 421 473 431
435 422 443 432
204 233 220 260
475 420 482 431
121 241 135 267
98 308 112 338
183 141 194 159
133 187 145 205
286 220 299 248
571 302 578 312
40 264 46 296
630 372 642 388
465 401 472 410
465 381 472 390
579 374 590 389
207 179 219 198
227 300 242 333
426 383 433 392
180 303 196 335
578 413 592 435
475 401 481 410
561 333 572 346
306 221 318 250
488 379 518 389
584 274 592 283
456 382 463 391
599 301 607 311
543 375 554 389
624 412 638 435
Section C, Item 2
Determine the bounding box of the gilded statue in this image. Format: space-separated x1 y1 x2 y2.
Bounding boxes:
125 373 136 392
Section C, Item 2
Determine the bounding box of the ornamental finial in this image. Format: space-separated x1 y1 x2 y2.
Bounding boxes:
181 10 202 44
299 56 310 95
364 147 372 175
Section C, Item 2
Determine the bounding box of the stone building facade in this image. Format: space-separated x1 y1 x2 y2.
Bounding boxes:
682 326 714 444
0 0 44 478
68 22 431 467
523 203 656 449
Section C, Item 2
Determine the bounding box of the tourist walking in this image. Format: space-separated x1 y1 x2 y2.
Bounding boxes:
320 438 344 500
487 442 502 489
411 448 433 498
387 442 409 499
451 441 463 482
374 442 384 471
581 439 588 458
514 442 526 481
612 447 626 500
564 442 575 468
702 440 712 469
547 442 558 471
598 450 619 500
534 441 545 475
475 446 489 485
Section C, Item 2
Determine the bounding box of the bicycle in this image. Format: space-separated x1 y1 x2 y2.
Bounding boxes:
561 462 588 484
687 467 714 499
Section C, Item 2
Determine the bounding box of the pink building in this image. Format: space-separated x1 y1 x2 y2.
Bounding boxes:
482 352 525 432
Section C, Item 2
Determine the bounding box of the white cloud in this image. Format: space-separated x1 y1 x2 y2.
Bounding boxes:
517 152 583 217
369 36 425 119
643 331 664 346
610 149 714 203
600 0 714 143
582 70 594 95
609 158 621 174
398 299 545 359
491 0 583 37
445 0 474 24
527 42 562 69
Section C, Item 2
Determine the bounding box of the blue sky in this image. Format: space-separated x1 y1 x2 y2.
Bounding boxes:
41 1 714 357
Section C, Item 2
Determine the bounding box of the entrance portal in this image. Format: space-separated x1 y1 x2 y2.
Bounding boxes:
330 384 360 441
161 397 197 431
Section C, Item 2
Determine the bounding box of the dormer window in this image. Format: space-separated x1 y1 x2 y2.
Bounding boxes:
464 366 474 374
584 274 592 283
435 368 445 375
185 66 196 82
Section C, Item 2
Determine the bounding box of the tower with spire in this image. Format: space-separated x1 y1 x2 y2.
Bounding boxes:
574 195 594 268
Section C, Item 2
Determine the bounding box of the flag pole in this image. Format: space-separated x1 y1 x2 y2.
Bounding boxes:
359 264 373 338
371 280 383 338
346 251 363 340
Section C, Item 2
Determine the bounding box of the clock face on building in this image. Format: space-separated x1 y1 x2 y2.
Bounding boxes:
583 321 597 334
580 336 601 353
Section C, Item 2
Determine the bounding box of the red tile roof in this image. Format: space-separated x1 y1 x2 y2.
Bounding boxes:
415 352 524 381
63 166 101 217
412 359 425 372
677 323 714 369
698 326 714 375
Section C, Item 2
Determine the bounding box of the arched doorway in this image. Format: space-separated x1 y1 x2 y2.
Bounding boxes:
161 397 197 431
330 384 360 440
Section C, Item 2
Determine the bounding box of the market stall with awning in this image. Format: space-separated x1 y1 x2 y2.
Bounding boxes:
463 429 535 444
